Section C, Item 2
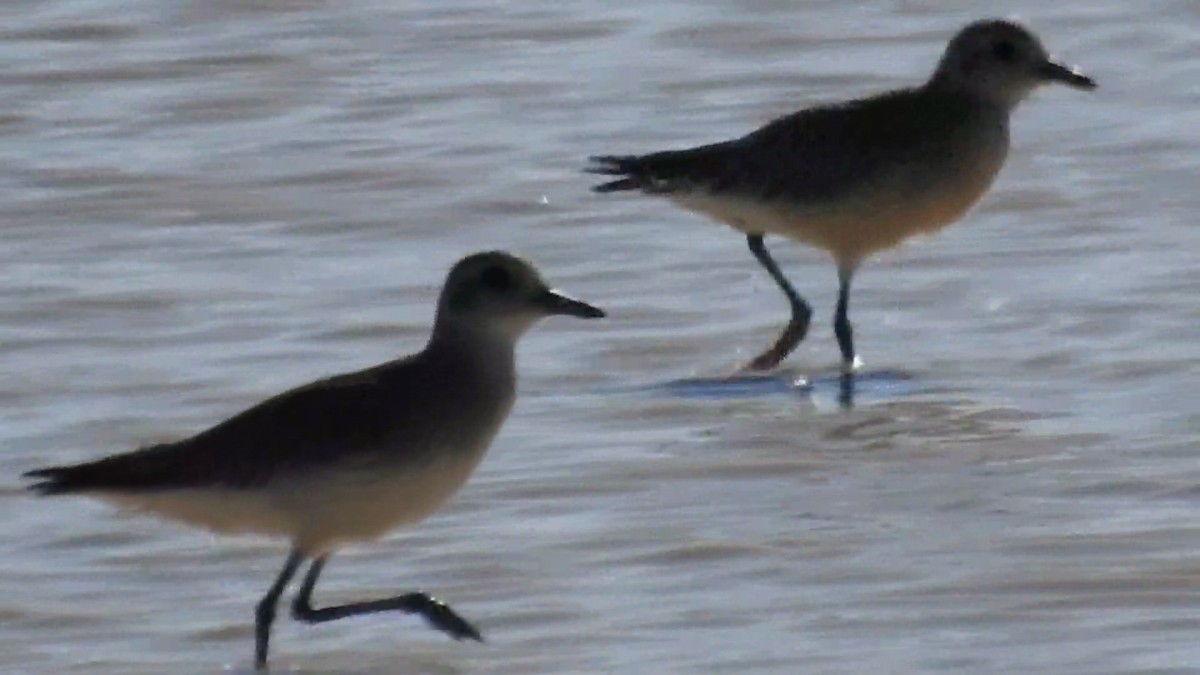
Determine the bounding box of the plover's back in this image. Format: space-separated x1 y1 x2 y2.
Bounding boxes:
597 88 1011 264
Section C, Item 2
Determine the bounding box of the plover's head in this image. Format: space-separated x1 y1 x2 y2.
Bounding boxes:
931 19 1096 108
436 251 605 339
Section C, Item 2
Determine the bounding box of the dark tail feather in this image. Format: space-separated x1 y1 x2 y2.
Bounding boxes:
23 466 84 495
585 155 638 176
23 442 190 496
592 178 642 193
585 155 646 193
587 143 731 195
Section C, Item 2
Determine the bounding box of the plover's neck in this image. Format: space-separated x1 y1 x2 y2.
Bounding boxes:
427 316 520 375
922 74 1025 114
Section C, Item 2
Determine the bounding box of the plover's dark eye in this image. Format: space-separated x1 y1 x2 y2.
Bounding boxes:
480 266 512 293
992 40 1016 62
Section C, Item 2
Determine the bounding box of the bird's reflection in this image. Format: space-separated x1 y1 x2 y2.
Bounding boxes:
646 369 915 408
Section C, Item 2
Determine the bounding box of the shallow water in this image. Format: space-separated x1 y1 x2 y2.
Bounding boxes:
2 0 1199 673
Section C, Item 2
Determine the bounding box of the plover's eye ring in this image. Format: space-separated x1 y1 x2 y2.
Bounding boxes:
992 40 1016 62
481 266 513 293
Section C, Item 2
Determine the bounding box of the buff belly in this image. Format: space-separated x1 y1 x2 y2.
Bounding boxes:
93 449 488 555
671 143 1007 267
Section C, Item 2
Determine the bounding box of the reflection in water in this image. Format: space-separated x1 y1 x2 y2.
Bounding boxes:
650 372 812 399
647 368 918 410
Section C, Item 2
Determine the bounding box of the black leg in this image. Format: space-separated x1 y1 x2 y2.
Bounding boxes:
256 549 305 670
290 556 484 643
838 372 856 409
833 265 858 370
745 234 812 371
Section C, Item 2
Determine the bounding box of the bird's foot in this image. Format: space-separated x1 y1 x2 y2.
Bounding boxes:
742 335 800 372
742 350 786 373
407 593 484 643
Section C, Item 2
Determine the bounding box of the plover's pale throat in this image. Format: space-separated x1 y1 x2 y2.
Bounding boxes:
589 18 1095 373
24 251 605 670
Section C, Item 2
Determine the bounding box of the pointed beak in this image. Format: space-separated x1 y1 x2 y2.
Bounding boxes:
1037 59 1097 90
537 288 605 319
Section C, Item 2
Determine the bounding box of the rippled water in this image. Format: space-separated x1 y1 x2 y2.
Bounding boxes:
2 0 1198 673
